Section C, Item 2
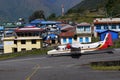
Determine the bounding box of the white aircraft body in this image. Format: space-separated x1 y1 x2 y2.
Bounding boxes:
47 32 113 56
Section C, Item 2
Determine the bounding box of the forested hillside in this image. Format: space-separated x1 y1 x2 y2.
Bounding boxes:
60 0 120 23
67 0 120 17
106 0 120 17
68 0 106 13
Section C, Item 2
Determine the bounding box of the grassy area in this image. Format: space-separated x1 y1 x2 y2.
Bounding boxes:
57 12 106 23
0 47 54 60
91 66 120 71
90 60 120 71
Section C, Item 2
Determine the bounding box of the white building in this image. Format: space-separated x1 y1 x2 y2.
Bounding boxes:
76 23 92 43
94 18 120 37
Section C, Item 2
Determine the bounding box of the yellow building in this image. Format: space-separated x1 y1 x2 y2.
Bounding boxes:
3 36 42 53
3 26 44 54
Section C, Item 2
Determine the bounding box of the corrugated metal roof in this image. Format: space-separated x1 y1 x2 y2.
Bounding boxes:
59 31 75 37
77 22 90 26
94 18 120 24
15 27 44 32
61 24 74 30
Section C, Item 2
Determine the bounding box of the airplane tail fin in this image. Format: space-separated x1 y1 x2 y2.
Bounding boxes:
99 32 113 49
104 32 113 46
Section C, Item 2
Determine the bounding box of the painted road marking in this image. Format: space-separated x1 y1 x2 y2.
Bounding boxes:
25 64 40 80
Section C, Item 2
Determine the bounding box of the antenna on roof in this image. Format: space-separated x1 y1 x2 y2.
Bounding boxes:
61 4 64 16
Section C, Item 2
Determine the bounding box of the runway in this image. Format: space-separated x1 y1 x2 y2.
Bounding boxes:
0 49 120 80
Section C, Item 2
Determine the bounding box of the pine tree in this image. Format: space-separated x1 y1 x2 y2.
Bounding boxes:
28 10 45 22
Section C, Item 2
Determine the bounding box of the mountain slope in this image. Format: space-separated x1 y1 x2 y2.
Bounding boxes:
72 0 106 10
0 0 81 22
68 0 120 17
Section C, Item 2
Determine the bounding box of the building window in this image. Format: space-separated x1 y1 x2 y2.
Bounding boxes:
85 37 89 43
119 25 120 29
32 48 36 50
14 40 17 44
21 48 26 51
118 25 120 29
104 26 108 29
68 38 72 44
78 26 84 31
28 33 32 36
111 25 116 29
31 40 36 44
85 26 90 31
13 48 17 52
96 26 101 29
17 33 22 36
21 40 26 44
79 37 83 43
119 26 120 29
63 38 67 43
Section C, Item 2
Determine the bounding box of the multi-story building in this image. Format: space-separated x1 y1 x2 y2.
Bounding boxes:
59 23 92 44
76 22 92 43
59 31 75 45
94 18 120 37
59 25 76 45
3 26 43 54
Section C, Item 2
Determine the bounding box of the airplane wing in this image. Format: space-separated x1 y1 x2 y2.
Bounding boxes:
48 48 115 59
81 48 115 55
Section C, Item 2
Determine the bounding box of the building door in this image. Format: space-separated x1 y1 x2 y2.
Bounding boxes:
52 40 55 44
13 48 17 53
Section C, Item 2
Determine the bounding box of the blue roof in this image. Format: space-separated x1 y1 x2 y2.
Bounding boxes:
56 25 62 29
40 21 61 25
30 19 45 24
45 34 58 40
95 30 107 33
30 19 61 25
48 34 57 38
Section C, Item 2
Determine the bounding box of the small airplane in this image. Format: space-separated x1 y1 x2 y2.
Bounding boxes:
47 32 114 58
